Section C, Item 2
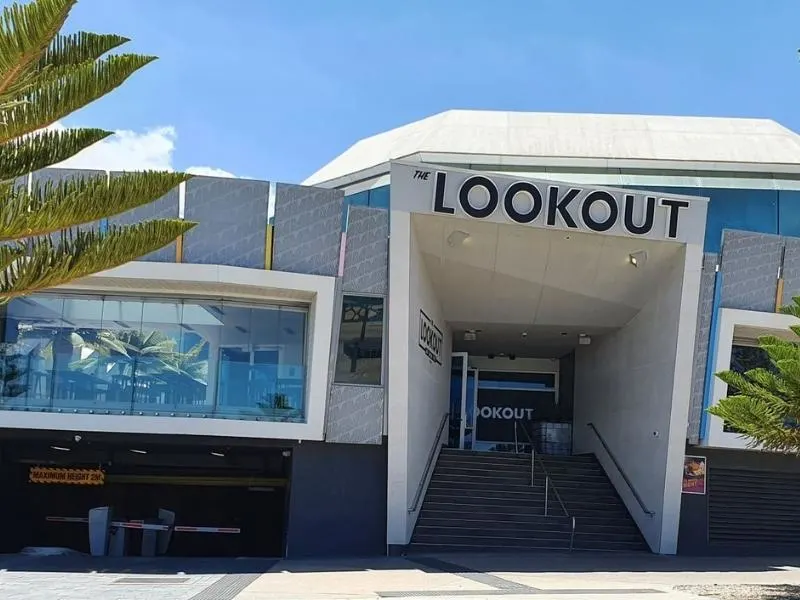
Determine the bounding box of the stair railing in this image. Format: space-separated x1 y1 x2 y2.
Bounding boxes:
514 420 576 551
408 412 449 514
587 422 655 518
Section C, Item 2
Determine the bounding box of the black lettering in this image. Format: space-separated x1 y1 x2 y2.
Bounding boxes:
547 186 580 228
503 181 543 224
659 198 691 239
623 195 656 235
459 176 498 219
581 190 619 233
432 171 454 214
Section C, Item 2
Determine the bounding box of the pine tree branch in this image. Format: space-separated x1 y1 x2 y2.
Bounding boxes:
0 53 156 142
0 0 75 96
0 171 190 241
0 127 111 181
0 220 196 301
39 31 128 68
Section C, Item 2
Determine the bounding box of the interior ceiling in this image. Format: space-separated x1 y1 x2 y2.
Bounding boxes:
412 214 684 358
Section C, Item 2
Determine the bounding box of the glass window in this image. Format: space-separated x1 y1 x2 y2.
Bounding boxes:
0 294 308 423
334 295 384 385
368 186 390 209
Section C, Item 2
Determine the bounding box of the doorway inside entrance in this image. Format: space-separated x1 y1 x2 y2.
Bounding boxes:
447 353 572 455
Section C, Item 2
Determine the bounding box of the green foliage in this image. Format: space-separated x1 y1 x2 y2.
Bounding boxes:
0 0 196 302
709 297 800 453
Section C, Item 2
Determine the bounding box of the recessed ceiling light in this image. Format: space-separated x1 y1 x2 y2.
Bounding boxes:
129 449 147 455
50 446 70 452
628 250 647 268
210 451 225 458
447 230 471 247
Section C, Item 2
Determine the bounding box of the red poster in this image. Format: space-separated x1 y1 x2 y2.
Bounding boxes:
682 456 707 495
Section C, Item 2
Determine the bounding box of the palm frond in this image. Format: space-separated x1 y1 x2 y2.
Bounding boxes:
0 171 190 241
39 31 128 68
0 220 196 301
0 0 75 96
0 53 156 142
0 127 111 181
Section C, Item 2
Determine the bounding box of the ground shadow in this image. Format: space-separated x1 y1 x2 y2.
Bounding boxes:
2 551 800 577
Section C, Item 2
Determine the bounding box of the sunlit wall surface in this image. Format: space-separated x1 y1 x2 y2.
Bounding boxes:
0 294 307 422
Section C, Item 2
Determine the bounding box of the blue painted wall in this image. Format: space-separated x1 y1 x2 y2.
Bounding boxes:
285 440 387 558
635 186 800 252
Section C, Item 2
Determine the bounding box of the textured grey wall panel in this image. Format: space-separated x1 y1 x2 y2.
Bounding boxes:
719 230 782 312
107 172 180 263
343 206 389 295
183 176 270 268
325 384 384 444
32 168 105 233
782 238 800 308
687 252 718 444
272 184 343 277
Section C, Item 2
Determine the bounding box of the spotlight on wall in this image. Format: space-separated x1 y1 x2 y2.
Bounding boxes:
578 333 592 346
210 451 225 458
447 230 471 247
509 354 516 361
50 446 70 452
129 448 147 455
628 250 647 268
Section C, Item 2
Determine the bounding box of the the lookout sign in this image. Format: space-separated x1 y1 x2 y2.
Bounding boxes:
431 170 691 240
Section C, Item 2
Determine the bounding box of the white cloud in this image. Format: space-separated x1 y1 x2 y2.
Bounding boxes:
185 166 236 178
51 122 238 177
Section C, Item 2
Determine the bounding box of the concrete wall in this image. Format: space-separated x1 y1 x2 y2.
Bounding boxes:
574 248 693 553
325 206 389 445
286 440 387 558
386 212 452 548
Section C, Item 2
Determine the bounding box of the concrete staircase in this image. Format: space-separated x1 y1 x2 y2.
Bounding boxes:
409 448 648 553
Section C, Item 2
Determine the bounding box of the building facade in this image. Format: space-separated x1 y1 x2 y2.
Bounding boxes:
2 111 800 558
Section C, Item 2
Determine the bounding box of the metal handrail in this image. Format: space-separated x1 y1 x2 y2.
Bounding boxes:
514 420 576 551
408 412 449 513
587 422 655 517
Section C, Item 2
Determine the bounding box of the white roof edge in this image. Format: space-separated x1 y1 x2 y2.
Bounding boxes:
305 152 800 190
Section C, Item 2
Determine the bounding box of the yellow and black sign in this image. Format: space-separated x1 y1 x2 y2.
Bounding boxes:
29 467 105 485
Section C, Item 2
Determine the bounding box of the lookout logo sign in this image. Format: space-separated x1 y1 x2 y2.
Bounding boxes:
431 171 692 240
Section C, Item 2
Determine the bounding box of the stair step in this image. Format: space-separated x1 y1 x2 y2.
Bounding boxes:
417 515 640 533
411 533 646 551
415 525 643 542
418 509 637 527
414 450 646 556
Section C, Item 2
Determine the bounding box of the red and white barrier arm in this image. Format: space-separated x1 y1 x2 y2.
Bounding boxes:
111 521 170 531
173 526 241 534
45 516 89 524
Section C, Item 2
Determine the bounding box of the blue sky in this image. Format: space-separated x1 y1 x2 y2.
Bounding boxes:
49 0 800 182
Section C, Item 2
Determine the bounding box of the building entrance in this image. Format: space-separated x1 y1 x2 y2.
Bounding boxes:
447 353 572 455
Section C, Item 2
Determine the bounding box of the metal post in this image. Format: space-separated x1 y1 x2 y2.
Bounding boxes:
569 516 576 551
544 476 549 516
514 421 519 454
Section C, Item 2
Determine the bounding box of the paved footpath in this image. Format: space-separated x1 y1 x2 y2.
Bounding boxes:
2 552 800 600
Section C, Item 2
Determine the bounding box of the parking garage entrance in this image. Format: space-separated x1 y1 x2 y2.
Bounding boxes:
0 430 291 558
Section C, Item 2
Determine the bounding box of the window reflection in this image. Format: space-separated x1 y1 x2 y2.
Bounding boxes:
724 344 775 433
0 294 307 422
334 295 384 385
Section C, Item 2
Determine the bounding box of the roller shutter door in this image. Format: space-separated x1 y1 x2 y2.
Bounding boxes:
709 467 800 548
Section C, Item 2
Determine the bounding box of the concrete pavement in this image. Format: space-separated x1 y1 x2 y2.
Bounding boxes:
1 552 800 599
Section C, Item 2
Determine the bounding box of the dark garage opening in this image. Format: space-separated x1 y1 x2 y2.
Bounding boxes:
0 431 291 558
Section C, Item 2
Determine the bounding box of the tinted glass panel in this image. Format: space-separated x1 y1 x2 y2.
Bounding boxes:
334 296 384 385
